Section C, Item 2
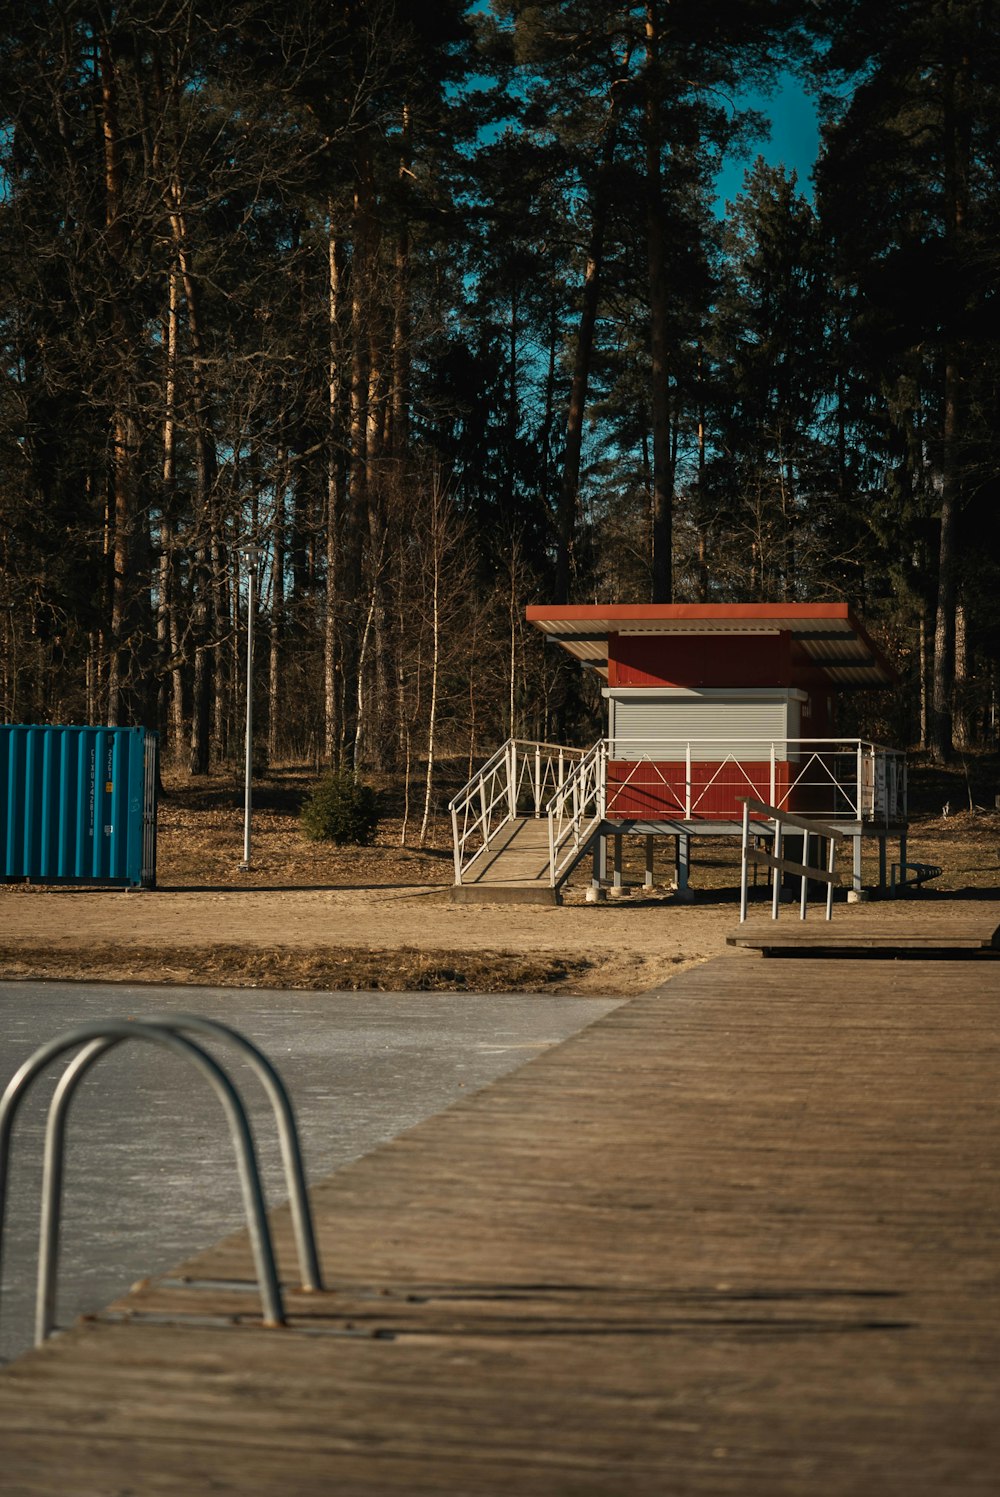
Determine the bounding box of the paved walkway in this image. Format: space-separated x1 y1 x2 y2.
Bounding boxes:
2 950 1000 1493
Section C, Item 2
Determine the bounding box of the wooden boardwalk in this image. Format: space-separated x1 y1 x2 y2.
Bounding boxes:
731 900 1000 955
3 947 1000 1492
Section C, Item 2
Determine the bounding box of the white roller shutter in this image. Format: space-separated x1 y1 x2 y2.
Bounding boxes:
608 691 802 760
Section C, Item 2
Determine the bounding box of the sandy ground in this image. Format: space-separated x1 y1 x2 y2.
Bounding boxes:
2 765 999 997
0 883 735 995
4 880 998 997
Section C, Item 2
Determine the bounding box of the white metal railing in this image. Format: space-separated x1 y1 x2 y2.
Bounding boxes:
451 735 907 891
604 738 907 825
546 739 607 887
449 738 585 884
739 797 845 923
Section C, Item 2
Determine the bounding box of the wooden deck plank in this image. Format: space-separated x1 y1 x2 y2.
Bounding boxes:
730 901 1000 953
2 954 1000 1492
461 816 552 886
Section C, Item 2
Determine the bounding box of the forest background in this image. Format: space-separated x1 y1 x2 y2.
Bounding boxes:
2 0 998 829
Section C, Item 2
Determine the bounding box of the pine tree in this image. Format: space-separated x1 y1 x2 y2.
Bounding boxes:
812 0 1000 759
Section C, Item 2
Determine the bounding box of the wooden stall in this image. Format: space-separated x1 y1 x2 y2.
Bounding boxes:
449 603 907 902
528 602 904 897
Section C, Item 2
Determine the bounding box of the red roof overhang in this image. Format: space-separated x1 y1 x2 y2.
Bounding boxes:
526 602 897 689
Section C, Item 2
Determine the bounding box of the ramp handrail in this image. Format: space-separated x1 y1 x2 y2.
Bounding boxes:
546 739 606 887
739 797 845 923
450 738 584 884
0 1016 319 1347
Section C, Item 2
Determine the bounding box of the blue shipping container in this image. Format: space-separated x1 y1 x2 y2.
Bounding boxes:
0 725 157 888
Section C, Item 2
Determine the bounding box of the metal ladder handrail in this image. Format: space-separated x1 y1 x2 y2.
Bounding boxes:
143 1014 322 1293
0 1018 297 1347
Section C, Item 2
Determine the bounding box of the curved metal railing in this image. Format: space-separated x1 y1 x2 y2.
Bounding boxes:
143 1014 322 1293
0 1015 322 1348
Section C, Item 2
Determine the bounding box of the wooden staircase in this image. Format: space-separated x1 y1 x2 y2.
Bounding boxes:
449 816 558 904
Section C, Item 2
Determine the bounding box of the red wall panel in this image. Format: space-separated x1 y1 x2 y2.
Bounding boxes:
605 760 801 820
608 632 792 688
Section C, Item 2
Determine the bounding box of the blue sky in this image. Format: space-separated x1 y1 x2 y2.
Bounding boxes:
714 71 821 212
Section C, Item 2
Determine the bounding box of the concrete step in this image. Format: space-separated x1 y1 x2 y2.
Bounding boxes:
449 884 560 906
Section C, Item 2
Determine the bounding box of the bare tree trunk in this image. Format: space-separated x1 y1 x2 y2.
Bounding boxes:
211 528 228 759
931 29 970 764
919 606 929 750
556 224 603 605
99 33 132 726
540 282 559 521
555 71 627 604
359 139 392 775
353 579 378 771
400 727 411 847
419 538 440 849
269 463 286 766
778 440 795 604
166 559 185 753
389 102 412 463
158 523 175 749
161 187 218 772
325 216 345 763
645 2 674 604
366 334 392 772
467 607 480 771
931 367 959 764
696 341 708 603
85 636 95 723
147 45 185 754
954 597 969 748
159 264 185 757
506 537 524 738
189 588 211 775
324 538 341 764
343 175 372 758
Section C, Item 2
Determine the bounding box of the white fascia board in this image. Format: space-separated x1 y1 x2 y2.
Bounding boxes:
602 686 809 701
616 623 781 636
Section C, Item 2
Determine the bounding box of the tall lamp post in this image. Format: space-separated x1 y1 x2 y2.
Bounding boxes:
239 543 261 870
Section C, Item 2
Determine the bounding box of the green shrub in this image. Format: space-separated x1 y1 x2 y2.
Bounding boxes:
300 770 381 845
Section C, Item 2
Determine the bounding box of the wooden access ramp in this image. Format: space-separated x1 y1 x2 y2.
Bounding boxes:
450 815 561 904
3 946 1000 1492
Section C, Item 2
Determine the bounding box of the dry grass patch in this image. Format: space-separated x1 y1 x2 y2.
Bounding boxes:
0 942 591 994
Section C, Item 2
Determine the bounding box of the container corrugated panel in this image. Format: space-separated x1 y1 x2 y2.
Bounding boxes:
0 725 157 888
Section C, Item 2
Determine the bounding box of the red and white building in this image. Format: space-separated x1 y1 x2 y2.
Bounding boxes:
451 602 908 902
